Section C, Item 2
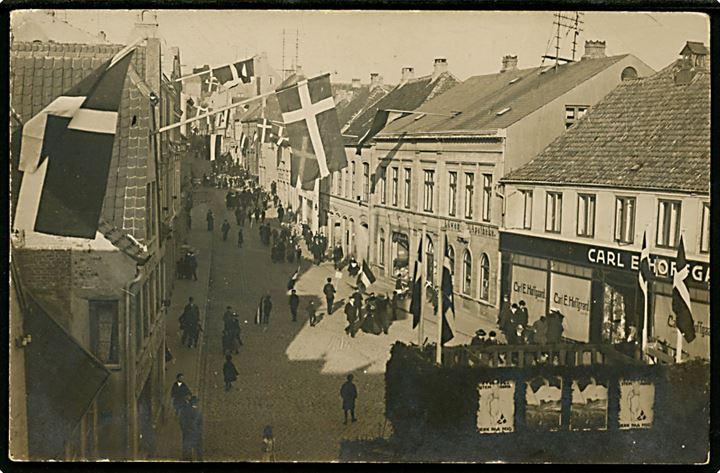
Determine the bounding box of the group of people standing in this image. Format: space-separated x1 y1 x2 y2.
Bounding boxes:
302 226 328 265
490 296 566 346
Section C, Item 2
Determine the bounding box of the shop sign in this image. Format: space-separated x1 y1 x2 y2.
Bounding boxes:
652 295 710 360
550 273 591 342
510 265 546 325
618 379 654 429
477 381 515 433
443 220 497 237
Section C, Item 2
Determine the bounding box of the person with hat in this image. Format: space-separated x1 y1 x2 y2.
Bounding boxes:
340 374 358 424
471 329 487 347
170 373 192 416
288 289 300 322
323 277 336 315
517 300 529 327
487 331 498 345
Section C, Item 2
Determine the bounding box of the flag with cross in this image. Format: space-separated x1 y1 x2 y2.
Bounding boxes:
257 118 273 143
275 73 347 190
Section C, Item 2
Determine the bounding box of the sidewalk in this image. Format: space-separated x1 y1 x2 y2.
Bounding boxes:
154 187 215 459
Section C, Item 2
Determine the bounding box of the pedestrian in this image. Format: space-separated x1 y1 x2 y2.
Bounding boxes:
237 228 244 248
165 346 175 368
344 300 358 337
223 354 239 392
546 309 565 343
179 297 200 348
277 205 284 223
340 374 358 424
517 300 529 328
289 289 299 322
261 293 273 324
307 300 317 327
206 209 214 231
323 277 336 315
189 396 204 460
187 251 198 281
261 425 275 462
470 329 487 347
235 206 243 226
221 219 231 241
295 245 302 263
171 373 192 415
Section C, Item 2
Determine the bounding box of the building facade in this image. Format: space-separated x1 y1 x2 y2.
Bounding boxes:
499 43 710 361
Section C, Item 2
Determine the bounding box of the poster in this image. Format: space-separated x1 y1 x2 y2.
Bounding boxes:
549 272 591 342
619 379 654 429
525 376 562 430
510 265 547 326
570 377 608 430
476 381 515 433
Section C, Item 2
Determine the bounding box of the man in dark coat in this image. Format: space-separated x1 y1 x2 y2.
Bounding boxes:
517 300 529 328
237 228 244 248
179 297 200 347
546 309 565 343
323 278 336 315
223 355 239 391
289 289 300 322
187 252 198 281
171 373 192 415
340 374 358 424
221 219 231 241
277 205 285 223
307 300 318 327
178 396 203 460
235 207 244 226
261 293 273 324
206 209 214 231
344 300 358 337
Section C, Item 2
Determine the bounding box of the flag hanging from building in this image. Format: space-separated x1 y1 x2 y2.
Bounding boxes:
212 58 255 86
357 260 376 289
276 73 347 190
672 236 695 343
287 266 300 291
257 118 273 143
409 238 423 329
204 75 220 93
214 109 229 130
356 109 413 155
14 45 136 239
440 235 456 345
209 134 222 161
274 124 288 147
638 231 652 296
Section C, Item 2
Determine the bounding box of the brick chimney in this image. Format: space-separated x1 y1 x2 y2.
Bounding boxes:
400 67 415 85
370 72 383 89
127 10 159 42
351 78 362 89
432 57 448 80
500 55 518 73
582 40 607 60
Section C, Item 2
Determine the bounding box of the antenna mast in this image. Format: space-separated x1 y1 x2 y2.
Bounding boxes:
281 28 286 80
294 29 299 72
543 11 584 67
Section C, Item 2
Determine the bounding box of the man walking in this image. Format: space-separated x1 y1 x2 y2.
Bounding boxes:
323 277 336 315
223 354 239 392
340 374 358 424
289 289 300 322
187 251 198 281
277 204 285 223
221 219 231 241
307 300 317 327
237 228 244 248
179 297 200 348
170 373 192 415
261 293 273 324
206 209 214 231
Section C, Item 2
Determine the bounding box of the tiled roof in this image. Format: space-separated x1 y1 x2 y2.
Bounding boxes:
502 61 710 194
382 55 628 135
682 41 709 55
337 85 392 132
10 41 155 251
343 72 460 143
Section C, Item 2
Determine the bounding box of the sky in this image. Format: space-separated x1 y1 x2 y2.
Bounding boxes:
11 10 710 83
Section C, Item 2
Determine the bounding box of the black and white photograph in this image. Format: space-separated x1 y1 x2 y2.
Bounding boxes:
6 8 711 464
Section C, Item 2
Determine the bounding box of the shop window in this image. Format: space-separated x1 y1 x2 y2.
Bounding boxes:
423 170 435 212
521 189 533 229
391 167 399 206
378 229 385 267
700 202 710 253
656 200 681 248
482 173 492 222
463 250 473 295
614 196 636 244
362 162 370 202
426 236 435 282
464 172 475 219
479 253 490 301
545 191 562 233
404 168 412 209
89 300 119 365
577 194 596 237
565 105 588 128
379 168 387 205
448 171 457 216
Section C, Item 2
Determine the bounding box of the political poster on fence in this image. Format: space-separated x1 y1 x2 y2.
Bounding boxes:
525 376 563 431
476 381 515 433
619 379 654 429
570 377 608 431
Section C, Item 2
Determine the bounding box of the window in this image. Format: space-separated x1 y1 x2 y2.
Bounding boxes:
700 203 710 253
391 167 399 206
545 191 562 233
521 190 533 229
362 163 370 202
479 253 490 301
464 173 474 219
448 171 457 216
577 194 596 237
482 173 492 222
462 250 473 295
379 168 387 204
351 162 356 199
89 300 119 365
614 196 636 244
423 170 435 212
404 168 412 209
447 244 455 276
656 200 681 248
426 237 435 282
378 229 386 266
565 105 589 128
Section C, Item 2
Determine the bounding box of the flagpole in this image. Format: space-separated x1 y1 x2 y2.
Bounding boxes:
435 225 443 365
172 68 212 83
641 288 649 362
156 90 276 134
675 329 683 363
418 221 426 347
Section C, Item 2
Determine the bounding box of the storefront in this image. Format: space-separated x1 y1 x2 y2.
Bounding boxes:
500 232 709 359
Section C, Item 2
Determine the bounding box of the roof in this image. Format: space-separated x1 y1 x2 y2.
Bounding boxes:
333 83 392 130
343 71 460 144
681 41 709 56
12 265 110 459
381 55 631 137
502 60 710 194
11 41 156 254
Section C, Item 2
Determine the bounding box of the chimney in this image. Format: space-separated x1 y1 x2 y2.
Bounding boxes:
127 10 159 42
400 67 415 84
351 78 362 89
370 72 383 89
500 55 518 73
582 40 607 60
680 41 709 71
432 57 448 80
295 65 304 77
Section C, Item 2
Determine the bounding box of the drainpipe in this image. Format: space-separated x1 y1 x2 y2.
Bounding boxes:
124 265 144 459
